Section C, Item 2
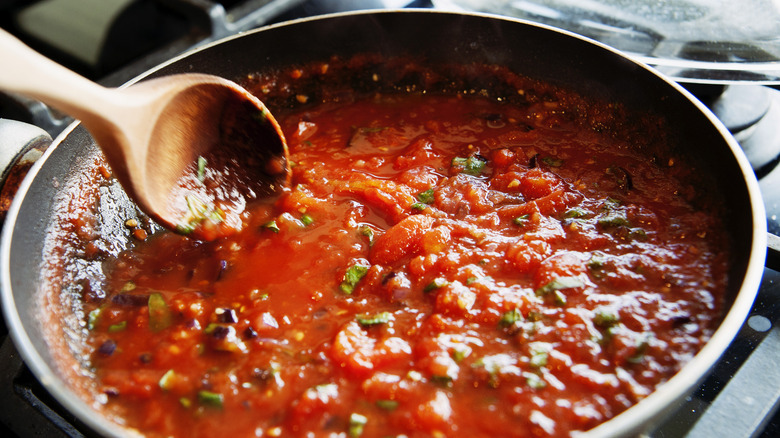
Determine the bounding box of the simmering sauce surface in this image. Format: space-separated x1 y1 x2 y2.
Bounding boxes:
85 90 728 437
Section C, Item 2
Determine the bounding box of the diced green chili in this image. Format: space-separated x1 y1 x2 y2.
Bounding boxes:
593 309 620 328
87 308 102 330
431 375 454 387
499 308 523 327
108 320 127 332
159 369 176 391
301 214 314 226
410 202 427 211
628 335 651 364
525 372 547 389
196 156 207 183
356 312 392 327
529 343 552 368
423 277 449 293
348 413 368 438
149 292 173 332
197 390 224 408
451 344 472 362
263 220 280 233
177 195 224 234
375 400 399 411
535 276 585 297
340 264 369 294
359 226 374 244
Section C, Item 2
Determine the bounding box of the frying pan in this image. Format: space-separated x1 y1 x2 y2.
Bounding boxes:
0 10 772 437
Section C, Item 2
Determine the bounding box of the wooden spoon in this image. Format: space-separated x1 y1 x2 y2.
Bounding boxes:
0 29 289 240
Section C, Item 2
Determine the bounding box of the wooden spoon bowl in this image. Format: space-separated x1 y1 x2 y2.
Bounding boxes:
0 29 289 240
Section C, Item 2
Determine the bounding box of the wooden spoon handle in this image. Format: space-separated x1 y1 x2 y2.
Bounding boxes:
0 28 116 125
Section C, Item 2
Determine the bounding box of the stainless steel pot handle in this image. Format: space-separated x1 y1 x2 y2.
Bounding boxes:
0 118 51 222
767 232 780 272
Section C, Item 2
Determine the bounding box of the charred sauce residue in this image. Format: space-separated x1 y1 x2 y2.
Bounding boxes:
83 58 729 437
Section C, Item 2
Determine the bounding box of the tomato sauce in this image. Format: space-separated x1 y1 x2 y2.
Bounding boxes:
84 68 729 437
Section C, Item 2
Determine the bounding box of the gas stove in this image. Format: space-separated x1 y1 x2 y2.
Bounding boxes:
0 1 779 437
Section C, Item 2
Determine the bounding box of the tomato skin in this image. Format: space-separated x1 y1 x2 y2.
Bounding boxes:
370 214 435 265
84 91 729 438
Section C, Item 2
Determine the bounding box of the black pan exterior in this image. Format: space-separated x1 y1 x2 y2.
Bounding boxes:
1 10 767 437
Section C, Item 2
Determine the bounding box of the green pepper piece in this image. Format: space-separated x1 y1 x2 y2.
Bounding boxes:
535 276 584 297
423 277 449 293
375 399 399 411
196 156 207 183
108 320 127 332
349 413 368 438
416 188 435 204
159 369 176 391
87 308 102 330
356 312 392 327
197 390 224 408
149 292 173 332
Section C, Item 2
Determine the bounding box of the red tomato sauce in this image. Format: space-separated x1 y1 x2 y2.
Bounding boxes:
85 80 729 437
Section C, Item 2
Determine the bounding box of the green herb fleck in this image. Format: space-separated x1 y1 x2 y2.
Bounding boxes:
417 188 435 204
564 207 587 219
452 156 487 175
513 214 530 226
410 202 427 211
340 264 369 294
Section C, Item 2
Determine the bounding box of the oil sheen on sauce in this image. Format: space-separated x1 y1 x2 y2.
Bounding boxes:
85 89 729 437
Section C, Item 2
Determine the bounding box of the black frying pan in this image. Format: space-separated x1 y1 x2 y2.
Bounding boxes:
0 10 771 437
